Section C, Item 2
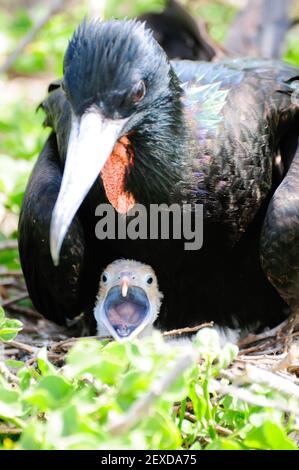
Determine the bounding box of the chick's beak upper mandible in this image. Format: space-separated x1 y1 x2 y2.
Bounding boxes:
121 277 129 297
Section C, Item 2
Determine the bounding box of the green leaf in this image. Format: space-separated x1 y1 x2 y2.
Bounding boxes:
194 328 220 359
0 306 4 322
206 438 244 450
218 342 239 369
5 359 24 369
244 421 298 450
25 376 73 410
0 318 23 341
66 339 126 384
37 348 57 375
0 382 23 418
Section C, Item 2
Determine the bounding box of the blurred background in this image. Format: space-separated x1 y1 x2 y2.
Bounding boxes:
0 0 299 273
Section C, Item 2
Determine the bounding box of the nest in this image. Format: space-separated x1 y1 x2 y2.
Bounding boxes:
1 260 299 387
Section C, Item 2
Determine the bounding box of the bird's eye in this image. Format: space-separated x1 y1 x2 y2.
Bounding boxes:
132 80 146 103
146 276 153 285
102 273 108 284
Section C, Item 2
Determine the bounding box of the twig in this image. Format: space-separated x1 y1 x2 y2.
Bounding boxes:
50 322 214 353
2 348 20 356
50 335 113 353
163 322 214 338
272 344 299 372
238 320 289 348
221 364 299 399
25 352 64 367
0 240 18 251
0 425 22 435
238 340 279 355
1 292 29 308
4 340 38 355
0 0 64 74
0 362 20 384
107 352 194 436
213 380 299 417
0 270 23 277
0 280 26 292
183 411 197 423
6 304 43 320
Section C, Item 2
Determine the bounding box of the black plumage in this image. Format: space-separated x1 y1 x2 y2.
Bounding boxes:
19 20 299 333
139 0 216 61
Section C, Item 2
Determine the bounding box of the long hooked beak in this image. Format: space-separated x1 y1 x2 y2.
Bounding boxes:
50 109 129 266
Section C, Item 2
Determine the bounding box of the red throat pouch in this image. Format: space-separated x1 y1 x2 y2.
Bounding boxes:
100 136 136 214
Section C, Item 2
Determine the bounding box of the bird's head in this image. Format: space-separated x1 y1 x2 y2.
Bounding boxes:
94 259 163 341
50 19 186 265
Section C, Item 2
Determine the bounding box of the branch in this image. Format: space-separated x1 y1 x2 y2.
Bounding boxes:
0 0 64 74
0 424 22 435
0 361 20 384
4 339 38 355
0 240 18 251
163 322 214 338
213 380 299 417
232 363 299 399
50 322 214 354
238 319 289 349
2 292 29 308
7 304 43 320
0 270 23 277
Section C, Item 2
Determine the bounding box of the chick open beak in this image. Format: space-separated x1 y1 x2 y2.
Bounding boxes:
97 285 151 342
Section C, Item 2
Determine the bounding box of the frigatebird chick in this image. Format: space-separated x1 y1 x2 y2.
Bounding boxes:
94 260 163 342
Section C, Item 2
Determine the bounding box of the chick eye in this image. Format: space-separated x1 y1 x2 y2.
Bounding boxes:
132 80 146 103
102 273 108 284
146 276 153 285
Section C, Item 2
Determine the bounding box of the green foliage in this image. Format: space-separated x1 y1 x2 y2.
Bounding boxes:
0 327 298 450
195 1 238 43
285 32 299 67
105 0 165 19
0 307 23 342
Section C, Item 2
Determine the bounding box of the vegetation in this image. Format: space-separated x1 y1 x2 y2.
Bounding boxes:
0 0 299 451
0 307 298 450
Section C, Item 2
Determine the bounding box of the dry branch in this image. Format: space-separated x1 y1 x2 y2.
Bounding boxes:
2 292 29 308
213 380 299 417
163 322 214 338
0 362 20 384
0 425 22 435
231 363 299 398
6 304 43 320
4 339 39 355
0 240 18 251
0 270 23 277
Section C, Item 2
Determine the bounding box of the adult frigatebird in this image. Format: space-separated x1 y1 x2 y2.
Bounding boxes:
19 19 299 334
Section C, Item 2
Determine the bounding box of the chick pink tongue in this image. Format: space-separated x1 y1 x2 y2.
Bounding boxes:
100 136 136 214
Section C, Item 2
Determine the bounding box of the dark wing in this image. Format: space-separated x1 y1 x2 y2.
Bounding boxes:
174 59 299 244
